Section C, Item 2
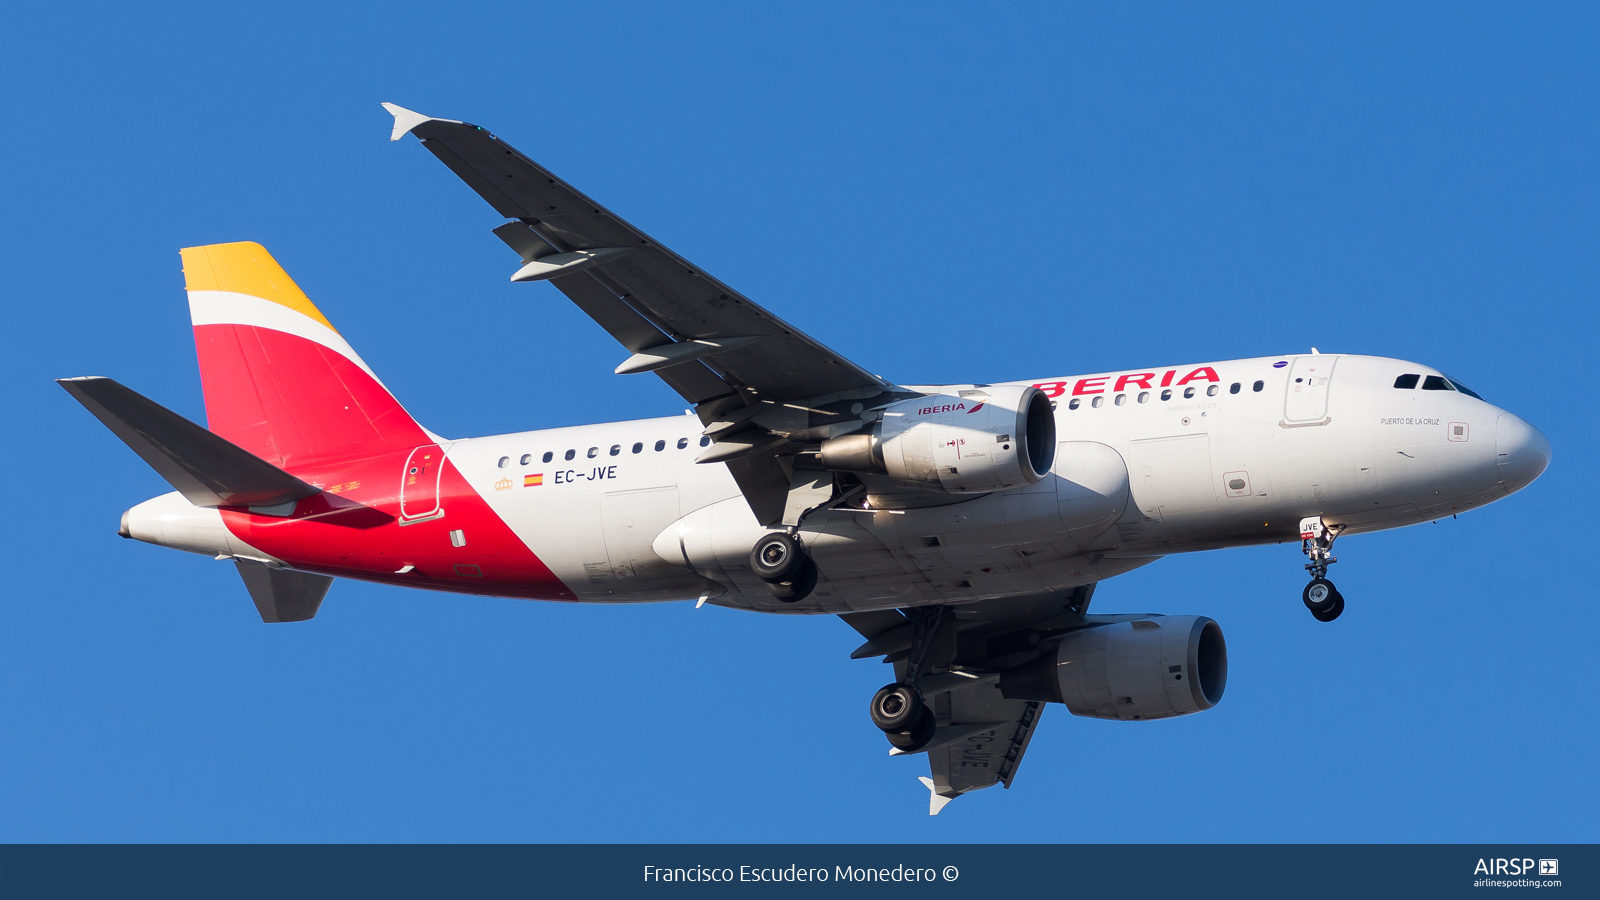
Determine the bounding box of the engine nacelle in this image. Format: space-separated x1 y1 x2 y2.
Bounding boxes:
999 616 1227 720
820 384 1056 493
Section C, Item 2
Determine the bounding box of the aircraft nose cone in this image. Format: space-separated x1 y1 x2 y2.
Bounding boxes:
1496 413 1551 494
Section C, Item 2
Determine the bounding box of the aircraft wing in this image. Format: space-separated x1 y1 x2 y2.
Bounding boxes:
382 103 886 406
384 103 893 525
841 593 1085 814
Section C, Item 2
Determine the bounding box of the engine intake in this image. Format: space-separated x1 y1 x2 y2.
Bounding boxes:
820 384 1055 493
999 616 1227 720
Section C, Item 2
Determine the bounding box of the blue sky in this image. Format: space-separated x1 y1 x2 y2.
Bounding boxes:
2 3 1594 841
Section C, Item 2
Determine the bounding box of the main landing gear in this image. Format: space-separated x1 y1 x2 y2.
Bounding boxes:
1300 516 1347 623
749 532 816 603
868 607 949 753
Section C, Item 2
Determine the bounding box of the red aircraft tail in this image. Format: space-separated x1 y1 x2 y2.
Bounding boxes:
180 242 432 470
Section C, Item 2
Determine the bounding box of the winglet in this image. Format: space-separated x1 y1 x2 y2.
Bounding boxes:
918 777 954 816
381 102 435 142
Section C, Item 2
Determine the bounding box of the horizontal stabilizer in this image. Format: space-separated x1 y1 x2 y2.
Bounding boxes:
235 561 331 623
57 376 321 513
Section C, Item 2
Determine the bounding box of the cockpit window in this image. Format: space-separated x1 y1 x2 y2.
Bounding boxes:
1444 375 1484 400
1421 375 1454 392
1393 374 1420 389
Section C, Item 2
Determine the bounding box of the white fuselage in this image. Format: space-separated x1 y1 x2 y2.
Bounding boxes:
373 353 1551 613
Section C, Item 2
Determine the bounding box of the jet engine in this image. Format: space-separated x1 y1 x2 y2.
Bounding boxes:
999 616 1227 720
819 384 1055 493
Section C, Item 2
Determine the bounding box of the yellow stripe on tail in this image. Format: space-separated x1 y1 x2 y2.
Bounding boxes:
180 242 337 333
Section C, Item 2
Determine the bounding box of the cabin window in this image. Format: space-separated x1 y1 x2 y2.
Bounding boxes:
1422 375 1454 392
1393 373 1420 389
632 442 643 454
1068 397 1081 410
699 436 711 447
676 437 689 449
1207 384 1219 397
587 447 599 458
1160 389 1172 401
1138 391 1149 403
1445 376 1485 400
542 451 553 463
1230 382 1241 394
1183 386 1195 399
497 456 509 468
520 454 531 465
564 449 575 461
1091 396 1104 408
1114 393 1127 406
654 440 666 452
609 444 621 456
1252 380 1264 392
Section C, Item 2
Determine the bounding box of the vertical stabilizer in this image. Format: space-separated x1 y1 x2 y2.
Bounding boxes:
182 242 431 469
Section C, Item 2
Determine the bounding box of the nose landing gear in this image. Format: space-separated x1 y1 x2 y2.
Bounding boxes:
1300 516 1347 622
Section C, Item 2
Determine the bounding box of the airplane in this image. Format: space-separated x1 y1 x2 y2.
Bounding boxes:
59 103 1551 815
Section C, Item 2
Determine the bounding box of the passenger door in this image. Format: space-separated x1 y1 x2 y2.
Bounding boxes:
1284 356 1337 424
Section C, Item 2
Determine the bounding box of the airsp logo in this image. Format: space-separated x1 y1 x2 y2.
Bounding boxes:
1473 858 1556 876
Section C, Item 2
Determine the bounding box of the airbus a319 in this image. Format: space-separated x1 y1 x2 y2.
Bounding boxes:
61 104 1550 814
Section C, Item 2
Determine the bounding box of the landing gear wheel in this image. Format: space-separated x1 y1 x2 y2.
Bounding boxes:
870 683 927 733
1303 578 1338 614
751 532 806 583
1311 591 1345 623
766 557 817 603
886 711 937 752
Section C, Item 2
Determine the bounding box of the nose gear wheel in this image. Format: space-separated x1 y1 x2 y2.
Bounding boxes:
1299 517 1347 622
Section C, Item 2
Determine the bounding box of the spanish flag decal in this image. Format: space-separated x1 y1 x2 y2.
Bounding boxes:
524 473 543 487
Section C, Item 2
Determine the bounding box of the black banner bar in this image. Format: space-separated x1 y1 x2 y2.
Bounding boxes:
1 844 1592 899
